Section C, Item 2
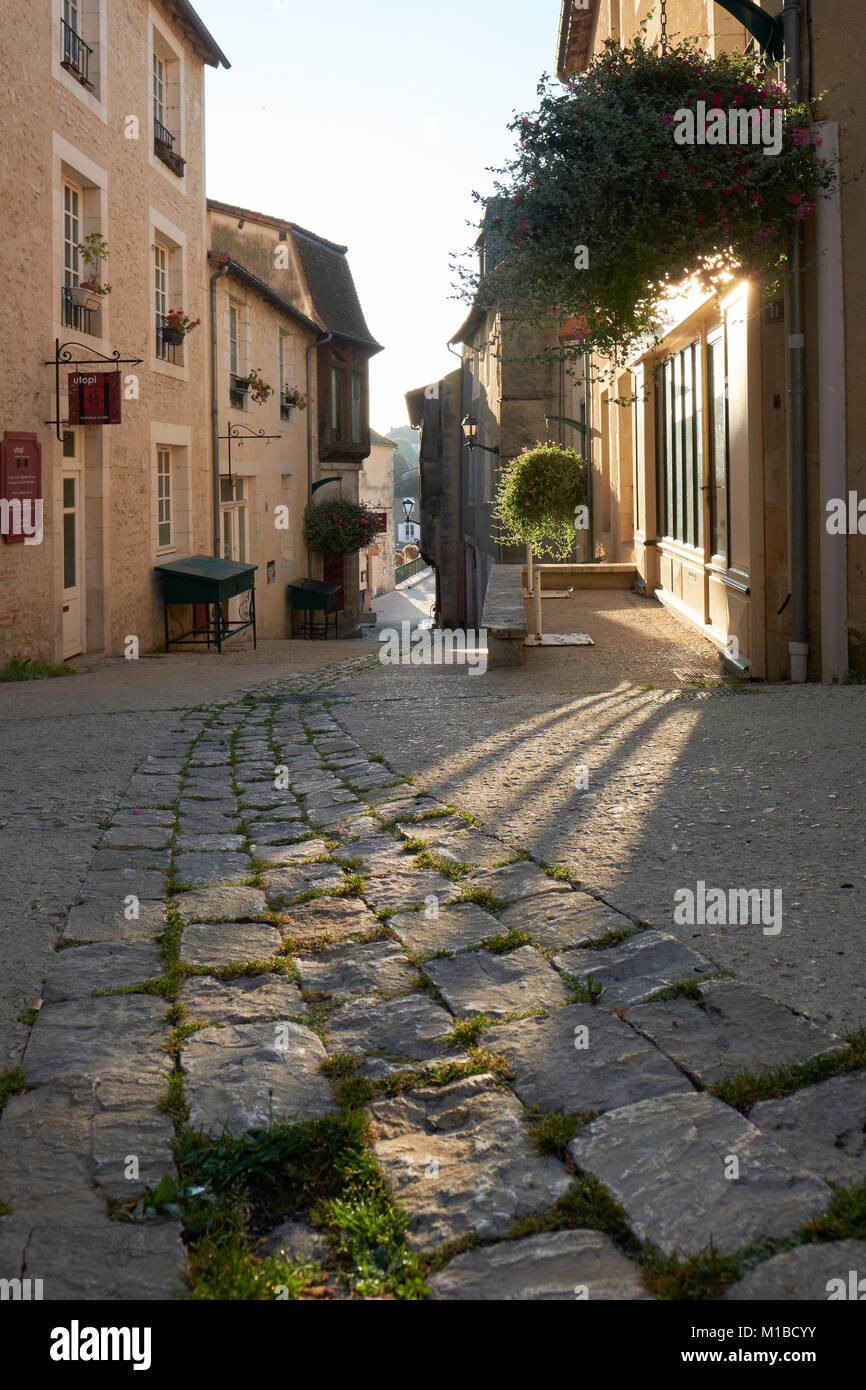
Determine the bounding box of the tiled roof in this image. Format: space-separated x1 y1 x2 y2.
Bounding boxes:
292 229 382 352
166 1 230 68
207 199 382 352
207 253 323 337
370 429 398 448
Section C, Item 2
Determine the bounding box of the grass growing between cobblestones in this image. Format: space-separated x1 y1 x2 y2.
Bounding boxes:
0 1067 27 1111
164 1112 426 1299
709 1026 866 1111
530 1110 598 1158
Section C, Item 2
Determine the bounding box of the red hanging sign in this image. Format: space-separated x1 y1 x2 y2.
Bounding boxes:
68 370 122 425
1 432 42 545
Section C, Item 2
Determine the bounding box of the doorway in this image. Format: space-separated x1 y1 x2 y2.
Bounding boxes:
61 430 84 657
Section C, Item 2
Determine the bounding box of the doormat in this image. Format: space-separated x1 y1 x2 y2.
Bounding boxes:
524 633 594 646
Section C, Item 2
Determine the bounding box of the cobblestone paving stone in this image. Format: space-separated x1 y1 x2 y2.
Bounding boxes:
1 651 863 1299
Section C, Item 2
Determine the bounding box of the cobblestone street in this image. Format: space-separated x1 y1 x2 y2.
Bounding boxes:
2 648 865 1301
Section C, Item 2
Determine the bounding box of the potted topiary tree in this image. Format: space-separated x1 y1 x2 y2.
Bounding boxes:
492 441 588 637
71 233 111 310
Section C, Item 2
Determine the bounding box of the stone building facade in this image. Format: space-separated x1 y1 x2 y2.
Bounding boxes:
359 430 397 607
556 0 864 680
208 200 383 635
0 0 228 663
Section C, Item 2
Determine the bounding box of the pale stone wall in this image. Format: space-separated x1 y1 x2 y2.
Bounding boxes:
359 441 396 599
0 0 218 663
210 264 315 638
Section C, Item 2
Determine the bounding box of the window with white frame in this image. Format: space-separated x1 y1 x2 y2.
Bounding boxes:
152 51 165 131
229 303 247 407
229 305 239 375
63 181 81 293
220 476 247 562
157 448 172 548
154 241 169 358
60 0 99 95
62 177 101 335
152 33 184 175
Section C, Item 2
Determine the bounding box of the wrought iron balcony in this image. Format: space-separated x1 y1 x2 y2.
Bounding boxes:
61 286 98 336
155 317 179 364
153 116 186 177
60 17 92 86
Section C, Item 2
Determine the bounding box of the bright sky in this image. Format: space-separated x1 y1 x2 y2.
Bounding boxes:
195 0 560 432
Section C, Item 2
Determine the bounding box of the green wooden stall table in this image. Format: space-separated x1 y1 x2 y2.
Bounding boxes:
287 578 341 639
154 555 257 653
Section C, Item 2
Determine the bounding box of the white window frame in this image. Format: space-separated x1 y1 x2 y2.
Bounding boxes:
148 17 185 190
157 447 172 550
54 0 107 118
220 476 247 563
63 180 81 290
152 51 166 131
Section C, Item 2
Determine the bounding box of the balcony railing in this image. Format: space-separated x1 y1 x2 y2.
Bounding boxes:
60 17 92 85
155 318 179 365
153 116 175 150
62 286 97 336
153 116 186 177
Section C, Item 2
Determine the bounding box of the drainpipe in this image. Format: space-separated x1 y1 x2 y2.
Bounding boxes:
584 350 594 561
784 0 808 681
209 255 230 557
815 120 848 680
305 331 332 574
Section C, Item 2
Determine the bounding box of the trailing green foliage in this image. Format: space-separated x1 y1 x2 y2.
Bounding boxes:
303 499 381 557
463 31 835 364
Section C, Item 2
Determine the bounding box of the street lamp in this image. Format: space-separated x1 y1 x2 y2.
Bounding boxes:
461 415 500 454
402 496 415 523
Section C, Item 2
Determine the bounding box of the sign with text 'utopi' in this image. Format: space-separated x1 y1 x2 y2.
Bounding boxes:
68 370 122 425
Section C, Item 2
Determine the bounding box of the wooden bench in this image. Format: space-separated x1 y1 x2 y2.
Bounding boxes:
482 563 527 667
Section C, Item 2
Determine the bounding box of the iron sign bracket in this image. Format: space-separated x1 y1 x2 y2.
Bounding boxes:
43 338 143 440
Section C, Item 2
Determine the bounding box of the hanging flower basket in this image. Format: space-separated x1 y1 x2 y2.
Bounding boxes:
466 32 836 363
160 310 200 346
303 498 381 557
493 441 587 559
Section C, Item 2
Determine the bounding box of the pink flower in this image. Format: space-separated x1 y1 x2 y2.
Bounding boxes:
662 113 676 130
732 94 744 107
792 129 809 148
785 193 804 205
658 169 669 180
696 213 705 223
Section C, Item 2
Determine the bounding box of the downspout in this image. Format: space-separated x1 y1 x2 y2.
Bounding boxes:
815 119 847 680
305 331 332 574
584 350 594 561
784 0 808 681
209 256 230 557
